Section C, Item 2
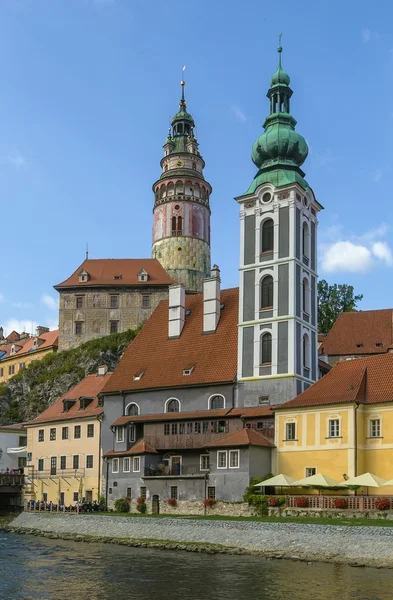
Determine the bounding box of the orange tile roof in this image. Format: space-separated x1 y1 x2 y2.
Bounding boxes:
320 310 393 356
112 406 274 427
204 428 274 448
103 439 157 457
55 258 174 289
277 353 393 409
0 331 58 361
27 373 112 425
6 331 20 343
0 423 27 431
103 287 239 394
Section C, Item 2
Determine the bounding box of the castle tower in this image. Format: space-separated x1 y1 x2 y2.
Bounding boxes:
152 75 211 292
236 43 323 406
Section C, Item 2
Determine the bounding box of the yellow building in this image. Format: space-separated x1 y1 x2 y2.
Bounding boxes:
25 368 111 505
274 354 393 494
0 327 58 384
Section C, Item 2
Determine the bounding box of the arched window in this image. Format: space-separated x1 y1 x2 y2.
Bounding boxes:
126 403 139 416
166 398 180 413
302 222 309 260
209 395 225 410
172 216 177 235
177 216 183 235
261 219 274 254
303 333 310 369
302 278 310 315
261 275 273 309
261 332 272 365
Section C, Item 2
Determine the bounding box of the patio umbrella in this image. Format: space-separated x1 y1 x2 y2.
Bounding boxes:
292 473 341 488
254 474 296 488
340 472 386 495
381 478 393 487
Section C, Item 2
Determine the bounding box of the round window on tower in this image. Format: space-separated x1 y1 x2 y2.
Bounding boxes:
174 205 180 210
262 192 272 204
178 247 182 252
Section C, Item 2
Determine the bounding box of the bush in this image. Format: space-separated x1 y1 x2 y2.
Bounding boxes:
204 498 217 507
267 496 286 507
333 498 348 509
167 498 177 506
294 496 308 508
375 498 391 511
136 496 147 513
114 498 130 513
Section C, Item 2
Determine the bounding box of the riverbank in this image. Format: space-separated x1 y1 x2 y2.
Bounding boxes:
8 512 393 568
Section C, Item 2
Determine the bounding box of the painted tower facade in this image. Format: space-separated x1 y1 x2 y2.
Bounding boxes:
236 45 323 406
152 78 211 292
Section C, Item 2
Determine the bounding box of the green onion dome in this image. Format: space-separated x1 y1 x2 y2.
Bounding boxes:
252 115 309 169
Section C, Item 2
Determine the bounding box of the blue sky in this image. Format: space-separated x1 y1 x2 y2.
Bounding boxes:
1 0 392 335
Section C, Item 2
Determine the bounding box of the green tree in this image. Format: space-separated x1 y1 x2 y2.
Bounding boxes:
318 279 363 334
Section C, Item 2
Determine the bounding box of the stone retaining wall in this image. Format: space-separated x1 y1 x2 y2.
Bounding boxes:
268 507 393 520
130 499 257 517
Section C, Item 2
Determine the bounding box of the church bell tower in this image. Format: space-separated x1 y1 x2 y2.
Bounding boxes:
152 74 211 292
236 43 323 406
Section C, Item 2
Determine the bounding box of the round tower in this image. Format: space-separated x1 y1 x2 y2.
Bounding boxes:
152 76 211 293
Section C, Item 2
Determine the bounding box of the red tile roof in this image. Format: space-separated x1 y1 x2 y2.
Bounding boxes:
0 331 58 361
55 258 174 289
111 406 274 427
320 310 393 357
204 428 274 448
103 439 157 457
27 373 112 425
0 423 27 431
277 353 393 409
103 288 239 394
6 331 20 343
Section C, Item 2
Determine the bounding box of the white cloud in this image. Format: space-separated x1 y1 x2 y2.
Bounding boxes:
12 302 32 309
7 148 27 167
321 241 373 273
41 294 57 310
3 319 37 337
372 241 393 266
361 28 371 43
230 105 246 123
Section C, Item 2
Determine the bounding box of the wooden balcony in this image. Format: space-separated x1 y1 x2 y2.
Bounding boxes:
0 474 24 487
143 465 205 479
144 431 229 451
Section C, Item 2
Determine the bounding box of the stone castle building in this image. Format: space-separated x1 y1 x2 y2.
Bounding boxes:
55 79 211 351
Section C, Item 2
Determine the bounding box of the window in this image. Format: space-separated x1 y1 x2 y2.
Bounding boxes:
213 420 228 433
126 487 132 498
302 222 309 260
126 403 139 416
261 332 272 364
303 334 310 369
60 456 67 470
164 423 170 435
86 455 94 469
142 295 150 309
43 493 48 502
210 395 225 410
171 423 178 435
50 428 56 441
76 296 84 309
202 422 209 433
261 275 273 309
370 419 381 438
179 423 185 434
74 425 81 439
229 450 240 468
87 424 94 438
187 422 193 434
217 451 227 469
18 457 27 468
8 365 15 376
166 398 180 413
140 486 147 498
60 492 65 505
75 322 83 335
305 467 316 477
73 455 79 470
259 396 269 405
110 295 119 309
261 219 274 253
19 362 25 371
112 458 119 473
194 422 201 434
110 321 119 334
38 429 44 442
108 488 112 495
302 278 310 315
129 425 136 442
123 458 131 472
170 486 178 500
133 457 140 472
50 457 57 476
207 486 215 500
73 492 79 502
329 419 340 438
285 422 296 441
62 426 69 440
116 427 124 443
200 455 210 471
38 458 44 472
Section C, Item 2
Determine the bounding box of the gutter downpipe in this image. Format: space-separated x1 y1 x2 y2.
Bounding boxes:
97 415 103 503
354 402 359 477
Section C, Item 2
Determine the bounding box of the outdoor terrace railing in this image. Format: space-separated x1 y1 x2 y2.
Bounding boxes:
143 465 206 477
285 495 393 510
0 474 25 487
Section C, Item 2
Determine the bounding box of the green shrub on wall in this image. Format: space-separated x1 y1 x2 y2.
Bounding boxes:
114 498 130 513
243 476 274 516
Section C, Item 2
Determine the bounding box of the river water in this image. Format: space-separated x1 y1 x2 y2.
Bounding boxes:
0 531 392 600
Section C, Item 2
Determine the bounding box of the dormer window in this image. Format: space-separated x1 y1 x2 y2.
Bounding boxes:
78 269 89 283
183 366 194 376
10 344 16 355
79 397 93 410
376 342 383 348
137 269 149 283
113 275 122 280
133 371 144 381
63 399 76 413
356 343 363 349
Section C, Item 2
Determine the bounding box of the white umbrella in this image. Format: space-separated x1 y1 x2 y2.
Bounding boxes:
339 472 386 495
381 478 393 487
292 473 341 487
254 474 296 488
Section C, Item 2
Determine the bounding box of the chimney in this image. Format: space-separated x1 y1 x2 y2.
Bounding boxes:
0 327 3 340
168 284 185 339
98 365 108 376
36 325 50 338
203 265 221 334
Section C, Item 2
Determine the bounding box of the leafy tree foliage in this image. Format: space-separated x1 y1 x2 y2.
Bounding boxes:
318 279 363 334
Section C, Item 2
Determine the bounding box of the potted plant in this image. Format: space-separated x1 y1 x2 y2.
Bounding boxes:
294 496 308 508
267 496 280 507
204 498 217 507
136 496 147 514
375 498 390 511
333 498 348 509
167 497 177 506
